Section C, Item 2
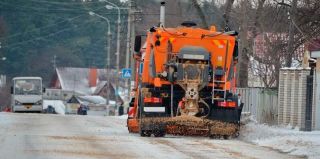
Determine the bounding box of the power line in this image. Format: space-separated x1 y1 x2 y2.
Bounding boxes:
0 1 86 11
2 18 97 49
0 8 129 15
0 0 127 13
27 0 105 5
1 6 177 16
2 27 72 49
0 5 107 40
0 16 82 40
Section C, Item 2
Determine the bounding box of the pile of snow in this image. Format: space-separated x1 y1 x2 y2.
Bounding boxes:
117 87 130 102
43 100 65 115
240 121 320 159
108 100 116 105
116 114 128 120
87 110 107 116
77 95 106 105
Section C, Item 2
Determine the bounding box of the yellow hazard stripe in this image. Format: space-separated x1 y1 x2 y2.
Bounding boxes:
212 40 221 46
212 40 228 48
169 38 175 43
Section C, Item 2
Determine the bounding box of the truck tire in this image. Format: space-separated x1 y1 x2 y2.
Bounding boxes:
154 131 166 137
140 130 151 137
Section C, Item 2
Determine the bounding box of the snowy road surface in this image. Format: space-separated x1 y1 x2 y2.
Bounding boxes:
0 113 305 159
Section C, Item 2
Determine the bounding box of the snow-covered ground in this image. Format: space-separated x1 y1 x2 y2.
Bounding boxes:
239 120 320 159
0 112 310 159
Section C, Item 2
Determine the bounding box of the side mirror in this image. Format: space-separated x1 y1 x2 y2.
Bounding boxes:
10 87 13 94
233 40 239 60
43 88 46 93
225 30 238 36
134 35 142 53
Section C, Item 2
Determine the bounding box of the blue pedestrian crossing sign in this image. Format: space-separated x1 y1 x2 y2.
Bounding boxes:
122 68 132 78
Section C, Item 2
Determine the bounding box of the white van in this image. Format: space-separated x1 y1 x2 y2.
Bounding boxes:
11 77 44 112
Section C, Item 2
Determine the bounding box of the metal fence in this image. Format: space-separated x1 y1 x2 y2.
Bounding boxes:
236 88 278 125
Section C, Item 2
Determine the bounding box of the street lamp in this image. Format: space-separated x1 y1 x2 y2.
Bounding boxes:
106 4 131 101
88 11 112 107
104 2 121 107
105 5 113 10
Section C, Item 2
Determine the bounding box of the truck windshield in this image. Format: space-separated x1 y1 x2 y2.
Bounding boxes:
14 79 42 95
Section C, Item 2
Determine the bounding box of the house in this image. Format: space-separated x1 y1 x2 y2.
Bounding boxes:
308 38 320 52
43 89 78 101
50 67 125 103
65 95 81 114
253 32 305 60
65 95 117 116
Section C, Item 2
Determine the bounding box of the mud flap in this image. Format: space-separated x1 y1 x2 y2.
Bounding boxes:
208 103 243 124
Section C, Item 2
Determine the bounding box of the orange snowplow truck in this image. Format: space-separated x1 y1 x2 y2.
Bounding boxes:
128 2 243 138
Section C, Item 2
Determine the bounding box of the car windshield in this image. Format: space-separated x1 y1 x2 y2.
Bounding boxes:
14 79 41 95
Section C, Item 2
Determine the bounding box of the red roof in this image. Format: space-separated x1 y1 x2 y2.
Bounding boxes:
307 39 320 51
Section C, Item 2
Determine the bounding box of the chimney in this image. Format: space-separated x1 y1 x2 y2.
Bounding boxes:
89 68 97 87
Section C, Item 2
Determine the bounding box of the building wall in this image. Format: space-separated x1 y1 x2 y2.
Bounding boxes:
43 89 79 101
278 68 316 130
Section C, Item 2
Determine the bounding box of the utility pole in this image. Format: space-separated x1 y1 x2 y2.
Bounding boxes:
128 1 141 98
110 4 121 106
286 0 297 67
106 25 111 107
130 1 141 85
125 0 132 100
52 55 57 71
88 11 112 109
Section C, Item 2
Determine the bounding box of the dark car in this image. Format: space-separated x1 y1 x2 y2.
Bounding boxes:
77 104 88 115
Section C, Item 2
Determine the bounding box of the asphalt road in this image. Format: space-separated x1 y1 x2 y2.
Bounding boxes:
0 113 303 159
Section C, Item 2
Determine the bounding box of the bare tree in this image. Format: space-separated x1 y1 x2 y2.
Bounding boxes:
223 0 235 30
286 0 298 67
0 16 6 37
0 85 11 111
247 0 320 87
190 0 209 29
250 33 286 87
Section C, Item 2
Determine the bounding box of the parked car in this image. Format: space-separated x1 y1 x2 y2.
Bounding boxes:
45 105 56 114
77 104 88 115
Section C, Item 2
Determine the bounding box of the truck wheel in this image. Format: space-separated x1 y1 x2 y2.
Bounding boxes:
140 130 151 137
223 135 230 139
154 131 166 137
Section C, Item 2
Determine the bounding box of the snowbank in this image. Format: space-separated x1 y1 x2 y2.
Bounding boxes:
77 95 106 105
116 114 128 119
87 110 107 116
43 100 65 115
240 121 320 159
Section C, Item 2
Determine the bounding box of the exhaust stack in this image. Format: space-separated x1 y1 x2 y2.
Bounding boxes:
160 1 165 27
